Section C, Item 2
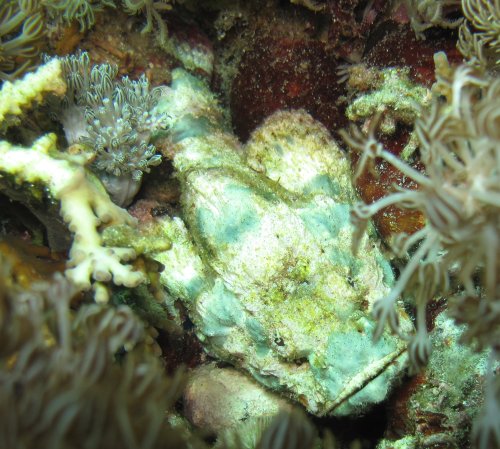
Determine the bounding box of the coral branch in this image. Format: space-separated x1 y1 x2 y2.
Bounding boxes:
0 57 145 301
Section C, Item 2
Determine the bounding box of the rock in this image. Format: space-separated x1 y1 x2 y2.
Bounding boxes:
184 363 291 433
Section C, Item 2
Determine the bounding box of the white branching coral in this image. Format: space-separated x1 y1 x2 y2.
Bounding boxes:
0 58 145 302
342 63 499 449
0 58 66 126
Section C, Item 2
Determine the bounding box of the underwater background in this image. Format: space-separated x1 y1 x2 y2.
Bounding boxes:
0 1 498 448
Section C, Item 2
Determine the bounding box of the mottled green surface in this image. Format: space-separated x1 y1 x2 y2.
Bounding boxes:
149 70 412 416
